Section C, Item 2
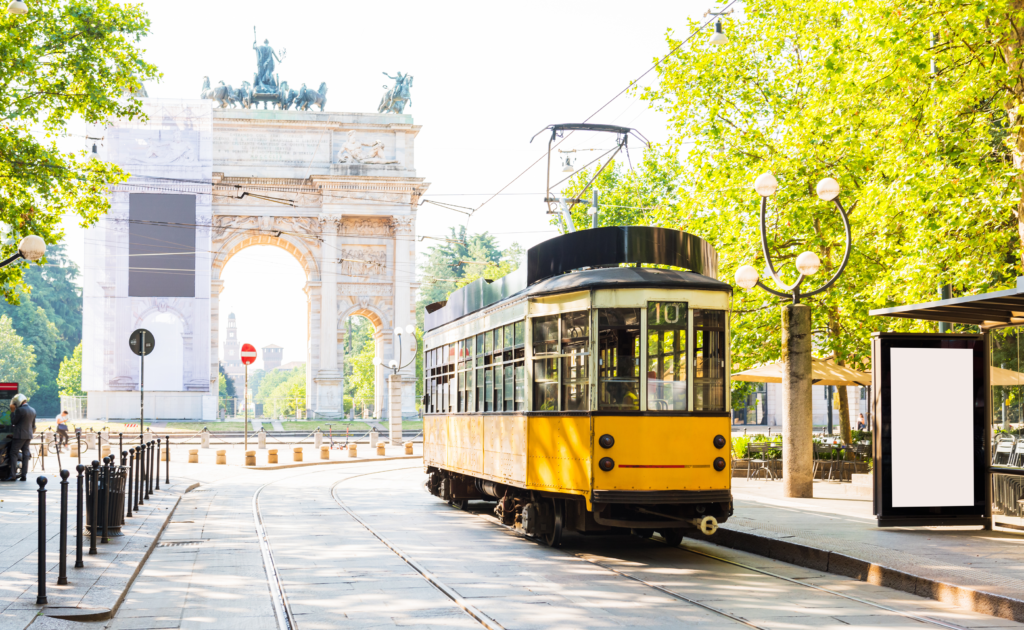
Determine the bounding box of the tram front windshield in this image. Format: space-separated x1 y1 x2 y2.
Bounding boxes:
598 308 641 411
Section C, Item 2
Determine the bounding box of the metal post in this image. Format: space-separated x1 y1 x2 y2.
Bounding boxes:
155 438 160 490
244 363 249 452
118 432 123 458
592 189 599 229
125 450 133 518
89 461 99 555
58 469 69 585
76 428 81 466
826 385 834 436
144 443 151 499
36 476 47 605
140 330 145 446
101 457 110 544
134 447 142 508
74 464 84 568
165 434 170 484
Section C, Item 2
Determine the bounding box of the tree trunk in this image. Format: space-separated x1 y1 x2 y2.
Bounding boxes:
838 384 852 451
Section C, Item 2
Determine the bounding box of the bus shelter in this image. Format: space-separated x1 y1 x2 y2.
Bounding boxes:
871 278 1024 531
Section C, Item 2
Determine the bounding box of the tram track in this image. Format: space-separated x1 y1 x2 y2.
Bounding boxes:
251 464 978 630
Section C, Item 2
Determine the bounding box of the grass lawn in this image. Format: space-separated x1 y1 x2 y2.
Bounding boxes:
156 419 424 433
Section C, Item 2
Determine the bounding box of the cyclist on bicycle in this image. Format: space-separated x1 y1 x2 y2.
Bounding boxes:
56 411 69 449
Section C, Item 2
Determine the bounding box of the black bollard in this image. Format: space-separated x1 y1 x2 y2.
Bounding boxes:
101 457 110 544
155 438 160 490
76 428 82 466
144 442 151 500
58 470 69 585
36 476 47 605
125 449 133 518
136 446 144 507
165 434 170 484
148 441 154 495
75 464 84 568
89 461 99 555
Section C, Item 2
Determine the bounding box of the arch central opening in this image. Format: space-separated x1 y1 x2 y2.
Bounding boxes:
218 244 309 422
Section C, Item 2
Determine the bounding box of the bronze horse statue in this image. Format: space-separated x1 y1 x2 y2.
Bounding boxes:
295 82 328 112
378 73 413 114
200 76 234 108
276 81 298 110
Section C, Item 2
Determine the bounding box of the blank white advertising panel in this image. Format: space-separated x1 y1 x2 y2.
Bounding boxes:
890 347 974 508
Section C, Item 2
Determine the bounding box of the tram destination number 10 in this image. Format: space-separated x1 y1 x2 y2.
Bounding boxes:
649 301 687 326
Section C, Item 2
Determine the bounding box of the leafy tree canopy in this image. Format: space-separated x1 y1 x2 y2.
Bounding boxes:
0 314 37 397
0 0 158 301
57 341 83 397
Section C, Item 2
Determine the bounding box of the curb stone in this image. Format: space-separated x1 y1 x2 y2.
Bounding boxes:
706 526 1024 623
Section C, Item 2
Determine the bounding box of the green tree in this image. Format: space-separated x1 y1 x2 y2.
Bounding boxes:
418 226 505 305
0 315 37 397
218 364 236 398
0 242 79 415
0 1 158 302
56 342 83 397
561 0 1024 445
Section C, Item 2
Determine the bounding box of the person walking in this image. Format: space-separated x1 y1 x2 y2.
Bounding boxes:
3 394 35 481
56 411 69 448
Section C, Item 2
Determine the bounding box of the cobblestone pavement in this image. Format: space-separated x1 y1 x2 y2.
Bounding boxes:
36 462 1022 630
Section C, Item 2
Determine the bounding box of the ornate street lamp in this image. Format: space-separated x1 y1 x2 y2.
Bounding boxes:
375 324 417 446
733 173 852 498
1 235 46 268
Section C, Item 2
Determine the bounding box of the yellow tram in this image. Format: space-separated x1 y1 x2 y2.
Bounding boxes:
422 226 732 546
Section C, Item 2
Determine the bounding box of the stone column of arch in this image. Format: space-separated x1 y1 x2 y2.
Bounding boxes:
315 214 343 413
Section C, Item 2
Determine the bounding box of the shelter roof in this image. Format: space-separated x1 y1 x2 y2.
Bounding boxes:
869 277 1024 327
733 358 871 387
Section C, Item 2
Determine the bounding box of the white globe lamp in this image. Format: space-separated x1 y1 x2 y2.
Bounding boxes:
754 172 778 197
18 235 45 262
734 265 759 290
795 251 821 276
405 324 415 334
816 177 840 201
7 0 27 15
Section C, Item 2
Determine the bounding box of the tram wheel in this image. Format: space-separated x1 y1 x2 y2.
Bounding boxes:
449 498 468 510
632 528 653 539
660 529 684 547
543 499 564 548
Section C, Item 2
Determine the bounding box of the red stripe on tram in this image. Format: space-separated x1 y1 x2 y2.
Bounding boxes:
617 464 711 469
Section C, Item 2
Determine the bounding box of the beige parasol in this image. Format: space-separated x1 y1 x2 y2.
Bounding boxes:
733 358 872 387
991 365 1024 387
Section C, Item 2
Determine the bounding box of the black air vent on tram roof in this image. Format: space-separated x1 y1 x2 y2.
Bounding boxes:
423 226 721 332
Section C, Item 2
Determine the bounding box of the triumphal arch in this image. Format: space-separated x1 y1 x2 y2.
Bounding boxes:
81 89 427 420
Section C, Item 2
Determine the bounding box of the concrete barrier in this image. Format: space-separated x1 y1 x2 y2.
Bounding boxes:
70 444 78 458
101 445 110 459
376 442 386 456
245 450 255 467
216 450 226 465
293 447 303 462
348 443 357 458
188 449 198 463
404 442 413 455
268 449 278 464
320 445 329 460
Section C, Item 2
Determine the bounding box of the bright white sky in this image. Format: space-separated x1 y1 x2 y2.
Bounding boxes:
60 0 718 368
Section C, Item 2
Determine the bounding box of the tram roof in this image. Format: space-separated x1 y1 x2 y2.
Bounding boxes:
424 226 727 332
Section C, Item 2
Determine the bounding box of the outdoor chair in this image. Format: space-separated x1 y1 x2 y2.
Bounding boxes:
1011 440 1024 469
812 442 841 480
746 443 776 480
993 435 1017 466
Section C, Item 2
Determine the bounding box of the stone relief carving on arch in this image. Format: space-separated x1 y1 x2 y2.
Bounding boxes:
391 215 415 235
339 247 387 277
340 218 395 236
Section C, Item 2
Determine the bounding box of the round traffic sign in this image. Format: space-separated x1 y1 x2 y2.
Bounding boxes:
240 343 257 365
129 329 155 356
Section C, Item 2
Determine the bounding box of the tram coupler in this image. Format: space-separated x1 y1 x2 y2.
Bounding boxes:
691 515 718 536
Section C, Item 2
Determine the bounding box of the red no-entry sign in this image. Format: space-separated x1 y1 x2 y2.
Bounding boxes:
241 343 257 366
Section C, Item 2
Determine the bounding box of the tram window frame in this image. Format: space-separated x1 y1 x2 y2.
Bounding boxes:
597 308 641 412
646 301 688 412
561 310 590 411
693 308 727 412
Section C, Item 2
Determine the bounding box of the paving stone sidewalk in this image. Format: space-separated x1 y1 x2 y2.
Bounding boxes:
0 463 191 630
718 478 1024 621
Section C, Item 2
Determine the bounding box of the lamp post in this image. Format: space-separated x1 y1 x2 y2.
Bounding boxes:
734 173 852 498
375 324 417 446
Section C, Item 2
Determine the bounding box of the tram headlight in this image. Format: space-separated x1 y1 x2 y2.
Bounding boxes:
735 265 759 290
599 457 615 472
713 457 727 472
599 434 615 449
713 435 726 449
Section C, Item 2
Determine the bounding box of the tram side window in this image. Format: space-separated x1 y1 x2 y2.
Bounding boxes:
647 301 688 411
694 309 727 412
598 308 641 411
561 311 589 411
